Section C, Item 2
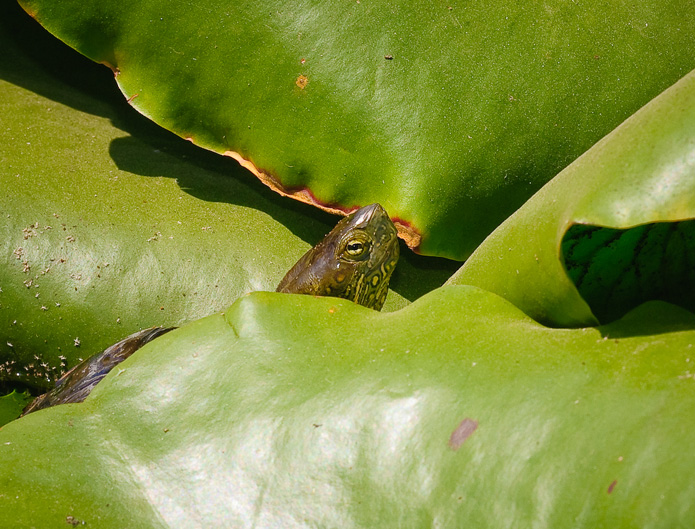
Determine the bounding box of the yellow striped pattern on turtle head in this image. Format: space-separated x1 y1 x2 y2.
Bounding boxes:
276 203 400 310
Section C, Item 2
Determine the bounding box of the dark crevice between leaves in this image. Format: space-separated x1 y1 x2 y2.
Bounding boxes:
562 219 695 325
0 379 38 397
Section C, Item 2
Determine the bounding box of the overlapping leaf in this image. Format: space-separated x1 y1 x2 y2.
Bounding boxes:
2 288 695 527
18 0 695 258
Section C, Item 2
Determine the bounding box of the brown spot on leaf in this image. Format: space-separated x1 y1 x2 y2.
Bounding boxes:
607 479 617 494
127 93 139 103
296 75 309 89
449 418 478 450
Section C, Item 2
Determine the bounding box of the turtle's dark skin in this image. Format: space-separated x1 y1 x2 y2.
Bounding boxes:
21 327 173 415
22 203 400 416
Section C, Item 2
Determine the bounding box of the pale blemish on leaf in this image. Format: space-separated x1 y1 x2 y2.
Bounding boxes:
449 418 478 450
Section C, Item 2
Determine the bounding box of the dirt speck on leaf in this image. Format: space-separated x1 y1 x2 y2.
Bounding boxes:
22 223 38 239
65 514 85 526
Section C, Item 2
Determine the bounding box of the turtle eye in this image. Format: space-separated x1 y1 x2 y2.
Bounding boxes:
346 241 365 256
342 237 370 260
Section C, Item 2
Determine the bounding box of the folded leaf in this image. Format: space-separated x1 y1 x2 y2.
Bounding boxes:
449 70 695 326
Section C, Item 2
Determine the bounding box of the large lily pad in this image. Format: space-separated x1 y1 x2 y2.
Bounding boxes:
448 68 695 327
17 0 695 258
2 288 695 527
0 0 457 394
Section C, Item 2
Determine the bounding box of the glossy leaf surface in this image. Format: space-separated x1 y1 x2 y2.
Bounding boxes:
2 288 695 527
3 0 695 523
18 0 695 258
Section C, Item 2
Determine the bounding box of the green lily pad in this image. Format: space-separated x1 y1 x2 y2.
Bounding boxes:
0 1 457 393
0 391 31 428
448 69 695 327
2 287 695 526
562 221 695 323
17 0 695 258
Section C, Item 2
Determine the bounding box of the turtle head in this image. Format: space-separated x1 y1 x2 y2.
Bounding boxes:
276 203 400 310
